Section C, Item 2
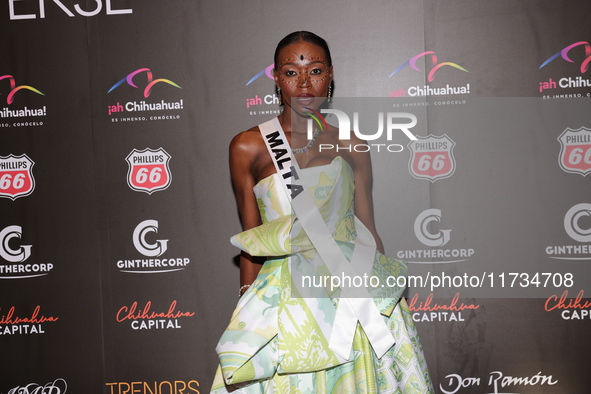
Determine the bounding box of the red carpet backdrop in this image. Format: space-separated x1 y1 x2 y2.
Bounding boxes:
1 1 590 393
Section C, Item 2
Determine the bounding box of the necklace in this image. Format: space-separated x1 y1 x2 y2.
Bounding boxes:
291 127 321 154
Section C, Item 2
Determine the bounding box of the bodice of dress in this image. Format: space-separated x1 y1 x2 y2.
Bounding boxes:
253 157 348 224
231 156 357 256
231 153 405 308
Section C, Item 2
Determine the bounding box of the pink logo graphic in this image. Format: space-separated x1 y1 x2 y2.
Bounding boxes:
0 75 44 105
390 52 468 82
408 135 456 182
0 154 35 200
558 127 591 176
246 64 274 86
126 148 172 194
540 41 591 73
108 68 181 97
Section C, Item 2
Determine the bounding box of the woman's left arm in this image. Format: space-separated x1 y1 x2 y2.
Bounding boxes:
351 149 385 254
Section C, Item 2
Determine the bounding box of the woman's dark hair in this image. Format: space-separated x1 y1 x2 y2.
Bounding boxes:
274 31 332 69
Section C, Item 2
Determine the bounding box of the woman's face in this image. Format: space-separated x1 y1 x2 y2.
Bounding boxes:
274 40 332 110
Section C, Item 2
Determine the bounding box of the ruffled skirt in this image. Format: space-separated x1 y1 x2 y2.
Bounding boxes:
211 258 434 394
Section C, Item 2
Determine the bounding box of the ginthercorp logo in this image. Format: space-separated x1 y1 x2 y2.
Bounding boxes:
126 148 172 194
0 76 46 128
539 41 591 97
558 127 591 176
107 68 183 123
546 203 591 260
9 0 132 19
245 63 280 116
0 154 35 200
564 203 591 243
0 225 53 278
408 135 456 181
414 209 451 247
116 220 190 273
389 51 470 98
396 209 474 263
133 220 168 257
0 226 31 263
3 378 67 394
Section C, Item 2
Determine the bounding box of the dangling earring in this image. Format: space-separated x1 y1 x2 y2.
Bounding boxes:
276 86 282 106
327 84 333 102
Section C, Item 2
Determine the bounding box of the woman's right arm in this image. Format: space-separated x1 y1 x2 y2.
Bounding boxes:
229 130 265 289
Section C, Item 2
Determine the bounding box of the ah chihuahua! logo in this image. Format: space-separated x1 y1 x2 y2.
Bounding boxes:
246 64 275 86
539 41 591 97
0 75 46 127
108 68 181 98
540 41 591 74
390 52 468 82
0 75 44 104
389 51 470 98
107 68 184 122
244 64 280 116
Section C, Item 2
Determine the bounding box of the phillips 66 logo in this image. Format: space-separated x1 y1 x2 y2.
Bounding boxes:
558 127 591 176
0 154 35 200
126 148 171 194
408 135 456 181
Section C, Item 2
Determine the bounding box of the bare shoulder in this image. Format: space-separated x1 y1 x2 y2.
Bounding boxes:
229 126 274 182
333 129 371 172
230 126 265 154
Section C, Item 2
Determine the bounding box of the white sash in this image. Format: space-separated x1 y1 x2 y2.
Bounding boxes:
258 117 395 360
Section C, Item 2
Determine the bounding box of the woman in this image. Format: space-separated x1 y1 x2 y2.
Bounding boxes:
211 31 433 393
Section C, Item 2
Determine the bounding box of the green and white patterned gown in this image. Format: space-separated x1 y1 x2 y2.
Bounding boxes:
211 156 433 394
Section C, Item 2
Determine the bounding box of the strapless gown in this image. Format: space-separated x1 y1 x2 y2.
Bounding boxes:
211 156 433 393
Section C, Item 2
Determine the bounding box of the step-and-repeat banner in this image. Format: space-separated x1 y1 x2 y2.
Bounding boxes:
1 1 590 393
